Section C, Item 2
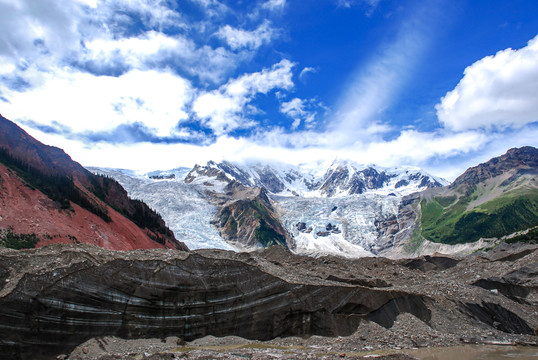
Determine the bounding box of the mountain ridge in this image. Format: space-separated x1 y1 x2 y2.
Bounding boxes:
412 146 538 246
185 158 446 198
98 147 537 257
0 115 188 251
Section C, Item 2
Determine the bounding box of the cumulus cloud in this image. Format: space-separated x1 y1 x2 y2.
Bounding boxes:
82 31 182 68
436 35 538 132
192 59 294 135
216 21 277 50
80 31 240 83
1 66 193 138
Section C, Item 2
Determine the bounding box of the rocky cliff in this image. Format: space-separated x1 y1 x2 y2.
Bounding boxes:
0 243 536 359
0 115 187 251
451 146 538 189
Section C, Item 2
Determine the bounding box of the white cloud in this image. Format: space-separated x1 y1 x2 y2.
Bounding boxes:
0 0 82 63
216 20 277 50
337 0 382 15
17 107 538 182
436 34 538 132
80 30 241 83
0 0 244 85
1 66 193 137
0 0 181 65
331 8 429 143
280 98 318 129
262 0 286 11
83 30 182 67
85 0 182 32
193 59 294 135
299 66 317 81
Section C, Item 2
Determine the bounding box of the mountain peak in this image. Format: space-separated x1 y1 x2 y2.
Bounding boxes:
452 146 538 188
185 159 445 198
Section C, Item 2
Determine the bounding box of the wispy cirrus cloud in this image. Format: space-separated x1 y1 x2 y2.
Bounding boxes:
298 66 317 82
331 4 433 142
337 0 382 16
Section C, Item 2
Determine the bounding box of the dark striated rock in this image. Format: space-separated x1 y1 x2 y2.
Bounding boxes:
367 295 431 329
402 256 460 272
463 302 534 335
325 275 391 288
0 245 430 359
1 244 537 359
472 263 538 305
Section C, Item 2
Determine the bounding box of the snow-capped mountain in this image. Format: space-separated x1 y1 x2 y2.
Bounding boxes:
185 159 446 198
91 159 446 257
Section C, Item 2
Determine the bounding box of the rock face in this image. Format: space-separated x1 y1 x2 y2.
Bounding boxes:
0 244 537 359
186 163 293 250
451 146 538 189
213 184 291 249
0 115 187 251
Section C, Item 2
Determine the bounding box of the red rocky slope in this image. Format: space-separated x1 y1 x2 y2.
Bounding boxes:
0 115 188 251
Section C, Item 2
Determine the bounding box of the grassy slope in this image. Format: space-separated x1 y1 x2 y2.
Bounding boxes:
420 185 538 244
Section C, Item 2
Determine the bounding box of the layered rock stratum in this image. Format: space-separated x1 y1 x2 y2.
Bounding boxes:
0 243 536 359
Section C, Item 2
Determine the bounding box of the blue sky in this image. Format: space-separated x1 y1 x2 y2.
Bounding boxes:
1 0 537 180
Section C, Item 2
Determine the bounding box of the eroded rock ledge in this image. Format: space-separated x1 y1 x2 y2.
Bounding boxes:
0 244 537 359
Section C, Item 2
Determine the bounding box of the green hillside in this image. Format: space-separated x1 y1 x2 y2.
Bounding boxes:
420 187 538 244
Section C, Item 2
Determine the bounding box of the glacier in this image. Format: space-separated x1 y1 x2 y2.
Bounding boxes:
90 159 447 257
90 167 234 251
